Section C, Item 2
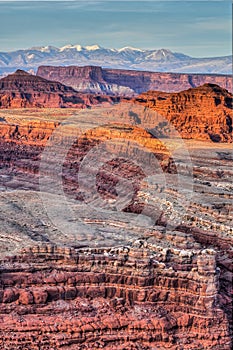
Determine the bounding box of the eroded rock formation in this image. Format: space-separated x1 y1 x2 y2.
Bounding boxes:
0 70 119 108
132 84 233 142
0 100 232 348
0 80 232 144
37 65 233 95
0 240 231 350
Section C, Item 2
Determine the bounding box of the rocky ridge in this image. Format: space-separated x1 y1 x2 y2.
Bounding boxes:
0 87 232 348
132 83 233 142
0 70 119 108
37 65 233 95
0 239 231 350
0 70 232 144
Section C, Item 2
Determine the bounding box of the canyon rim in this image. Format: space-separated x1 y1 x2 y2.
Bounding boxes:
0 1 232 349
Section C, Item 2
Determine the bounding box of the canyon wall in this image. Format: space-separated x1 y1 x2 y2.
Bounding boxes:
0 70 232 143
0 237 231 349
132 83 233 142
0 74 232 348
0 70 119 108
37 65 233 95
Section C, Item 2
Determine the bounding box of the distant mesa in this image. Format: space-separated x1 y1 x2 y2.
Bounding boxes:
0 70 232 143
0 69 76 93
37 65 233 95
0 70 119 108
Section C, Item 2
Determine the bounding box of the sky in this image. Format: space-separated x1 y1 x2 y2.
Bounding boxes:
0 0 231 57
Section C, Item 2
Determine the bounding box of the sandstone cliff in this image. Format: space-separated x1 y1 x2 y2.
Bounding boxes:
0 235 231 349
0 106 232 348
37 65 233 95
0 78 232 349
132 83 233 143
0 71 232 143
0 70 119 108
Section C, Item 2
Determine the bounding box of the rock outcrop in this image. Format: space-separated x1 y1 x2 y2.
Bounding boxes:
132 84 233 142
0 70 119 108
0 74 232 143
37 65 135 96
0 237 231 349
37 65 233 95
0 100 232 348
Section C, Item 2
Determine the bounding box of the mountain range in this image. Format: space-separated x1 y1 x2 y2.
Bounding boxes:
0 44 232 76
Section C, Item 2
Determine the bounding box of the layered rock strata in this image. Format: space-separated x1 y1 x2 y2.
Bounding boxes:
37 65 233 95
0 103 232 348
132 84 233 142
0 80 232 144
0 238 231 350
0 70 119 108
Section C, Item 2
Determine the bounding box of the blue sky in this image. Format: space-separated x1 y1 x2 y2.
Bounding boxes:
0 1 231 57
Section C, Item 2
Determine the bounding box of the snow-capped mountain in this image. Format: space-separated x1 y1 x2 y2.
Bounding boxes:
0 44 232 76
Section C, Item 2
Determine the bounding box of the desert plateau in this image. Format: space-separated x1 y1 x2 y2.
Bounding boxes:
0 1 232 349
0 68 232 349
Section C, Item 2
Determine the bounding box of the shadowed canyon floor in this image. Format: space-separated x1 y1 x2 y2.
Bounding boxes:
0 104 232 349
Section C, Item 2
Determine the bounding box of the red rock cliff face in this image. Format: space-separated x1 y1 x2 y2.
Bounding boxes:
37 65 233 95
0 70 119 108
0 241 231 350
132 83 233 143
1 70 232 143
38 65 135 96
0 107 232 348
